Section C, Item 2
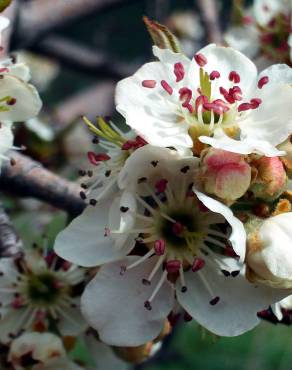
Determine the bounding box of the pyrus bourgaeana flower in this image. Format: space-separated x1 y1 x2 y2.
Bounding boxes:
225 0 292 65
247 212 292 289
8 332 82 370
116 44 292 157
55 145 284 346
0 248 86 344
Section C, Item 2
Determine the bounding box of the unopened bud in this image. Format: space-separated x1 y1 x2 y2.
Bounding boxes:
199 148 251 202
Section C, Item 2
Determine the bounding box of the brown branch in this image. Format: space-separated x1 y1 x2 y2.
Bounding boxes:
0 202 23 258
197 0 223 44
0 151 85 217
30 36 139 79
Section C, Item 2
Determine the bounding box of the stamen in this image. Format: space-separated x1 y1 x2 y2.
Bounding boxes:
258 76 269 89
87 152 110 166
161 80 173 95
155 179 168 193
142 80 157 88
179 266 187 293
154 239 166 256
194 53 207 67
172 222 184 236
174 63 185 82
229 71 240 83
147 270 168 304
165 260 181 273
209 296 220 306
210 70 220 80
192 257 205 272
124 249 155 271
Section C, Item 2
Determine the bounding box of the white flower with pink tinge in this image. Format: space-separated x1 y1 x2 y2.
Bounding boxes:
116 44 292 157
0 249 86 344
56 145 280 346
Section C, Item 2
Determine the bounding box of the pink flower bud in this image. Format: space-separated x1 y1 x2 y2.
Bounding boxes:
199 148 251 202
250 156 287 200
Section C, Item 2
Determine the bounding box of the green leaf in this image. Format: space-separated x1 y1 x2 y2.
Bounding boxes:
143 16 182 53
0 0 12 13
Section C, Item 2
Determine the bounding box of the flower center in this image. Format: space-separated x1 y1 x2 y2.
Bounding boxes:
26 272 67 306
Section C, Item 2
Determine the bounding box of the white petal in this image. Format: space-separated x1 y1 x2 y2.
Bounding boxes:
57 303 88 336
200 128 285 156
0 309 26 343
224 26 260 59
196 44 258 99
118 144 196 189
81 256 174 346
7 63 31 82
177 260 284 337
259 64 292 85
85 335 129 370
0 123 13 155
0 75 42 122
259 213 292 279
240 84 292 148
54 192 136 267
115 58 193 151
194 190 246 261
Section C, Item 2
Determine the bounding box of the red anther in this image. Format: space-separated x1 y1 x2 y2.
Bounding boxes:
122 140 136 150
62 261 72 271
219 87 235 104
142 80 157 88
192 257 205 272
229 86 242 101
104 227 110 237
258 76 269 89
166 260 181 273
243 15 253 25
53 280 63 289
174 62 185 82
155 178 168 193
210 70 220 80
213 99 230 113
11 297 24 309
238 103 252 112
184 311 193 322
194 53 207 67
260 33 273 44
0 67 8 73
209 296 220 306
195 94 208 113
179 87 192 111
35 310 46 321
135 135 148 147
229 71 240 83
172 222 184 236
154 239 166 256
161 80 173 95
250 98 262 109
87 152 110 165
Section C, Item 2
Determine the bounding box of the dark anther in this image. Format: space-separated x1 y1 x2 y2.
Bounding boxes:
87 170 93 177
181 286 188 293
151 160 159 167
120 206 129 213
138 177 147 183
92 136 99 144
231 270 240 277
209 296 220 306
144 300 152 311
78 169 86 177
142 278 151 286
89 199 97 206
81 183 88 189
180 165 190 173
221 269 231 277
80 191 87 200
105 170 111 177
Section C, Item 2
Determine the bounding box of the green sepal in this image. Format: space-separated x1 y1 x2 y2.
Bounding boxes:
143 16 182 54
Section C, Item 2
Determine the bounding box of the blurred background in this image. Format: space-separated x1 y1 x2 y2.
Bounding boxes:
2 0 292 369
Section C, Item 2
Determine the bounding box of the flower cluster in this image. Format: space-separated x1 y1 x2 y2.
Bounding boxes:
225 0 292 67
54 38 292 349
